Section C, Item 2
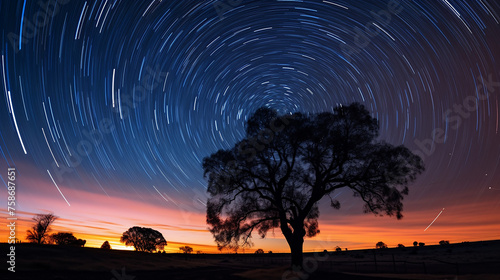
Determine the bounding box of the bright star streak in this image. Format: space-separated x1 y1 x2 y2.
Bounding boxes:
424 208 445 231
19 0 27 50
112 68 115 108
47 170 71 206
8 91 27 154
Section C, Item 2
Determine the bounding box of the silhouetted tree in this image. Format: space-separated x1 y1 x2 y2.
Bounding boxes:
413 241 418 247
50 232 75 245
418 242 425 247
376 241 388 249
101 241 111 249
397 244 405 248
203 103 424 268
196 250 203 254
335 246 342 252
50 232 86 247
439 240 450 245
179 246 193 254
120 226 167 252
255 248 264 254
26 213 58 244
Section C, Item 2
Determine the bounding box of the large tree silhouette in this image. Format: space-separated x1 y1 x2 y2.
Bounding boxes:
120 226 167 252
26 213 58 244
203 103 424 268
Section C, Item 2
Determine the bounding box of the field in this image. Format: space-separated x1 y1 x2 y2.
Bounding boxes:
2 240 500 280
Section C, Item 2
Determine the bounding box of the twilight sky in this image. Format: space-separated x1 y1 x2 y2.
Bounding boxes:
1 0 499 252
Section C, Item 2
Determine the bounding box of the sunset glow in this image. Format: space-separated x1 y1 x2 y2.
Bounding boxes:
2 169 498 253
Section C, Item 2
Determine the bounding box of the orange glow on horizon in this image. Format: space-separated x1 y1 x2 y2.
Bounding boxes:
1 172 499 254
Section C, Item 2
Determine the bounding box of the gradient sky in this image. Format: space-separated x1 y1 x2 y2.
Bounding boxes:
1 0 499 253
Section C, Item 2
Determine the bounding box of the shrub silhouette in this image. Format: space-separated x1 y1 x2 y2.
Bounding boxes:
439 240 450 245
335 246 342 252
418 242 425 247
255 248 264 254
26 213 58 244
376 241 388 249
397 244 405 248
413 241 418 247
120 226 167 252
101 241 111 249
203 103 424 267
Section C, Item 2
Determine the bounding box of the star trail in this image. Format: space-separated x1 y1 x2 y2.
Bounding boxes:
0 0 499 250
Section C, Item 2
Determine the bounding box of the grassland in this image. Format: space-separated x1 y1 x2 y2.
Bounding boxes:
2 240 500 279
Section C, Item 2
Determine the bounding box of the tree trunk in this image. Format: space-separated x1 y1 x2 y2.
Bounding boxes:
289 234 304 268
280 217 306 269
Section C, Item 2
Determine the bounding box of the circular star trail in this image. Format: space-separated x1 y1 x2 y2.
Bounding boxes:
1 0 499 211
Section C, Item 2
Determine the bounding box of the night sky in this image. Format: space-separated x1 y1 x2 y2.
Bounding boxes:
1 0 499 252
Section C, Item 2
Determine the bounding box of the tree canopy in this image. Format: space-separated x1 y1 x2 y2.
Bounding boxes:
179 246 193 254
120 226 167 252
376 241 388 249
50 232 86 246
203 103 424 267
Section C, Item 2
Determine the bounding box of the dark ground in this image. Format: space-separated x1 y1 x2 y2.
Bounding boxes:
2 240 500 280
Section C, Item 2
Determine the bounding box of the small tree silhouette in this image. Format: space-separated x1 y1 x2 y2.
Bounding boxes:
101 241 111 249
418 242 425 247
26 213 58 244
413 241 418 247
335 246 342 252
255 248 264 254
376 241 388 249
179 246 193 254
439 240 450 246
397 244 405 248
120 226 167 252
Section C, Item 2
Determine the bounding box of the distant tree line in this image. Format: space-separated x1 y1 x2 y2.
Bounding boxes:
24 212 455 255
